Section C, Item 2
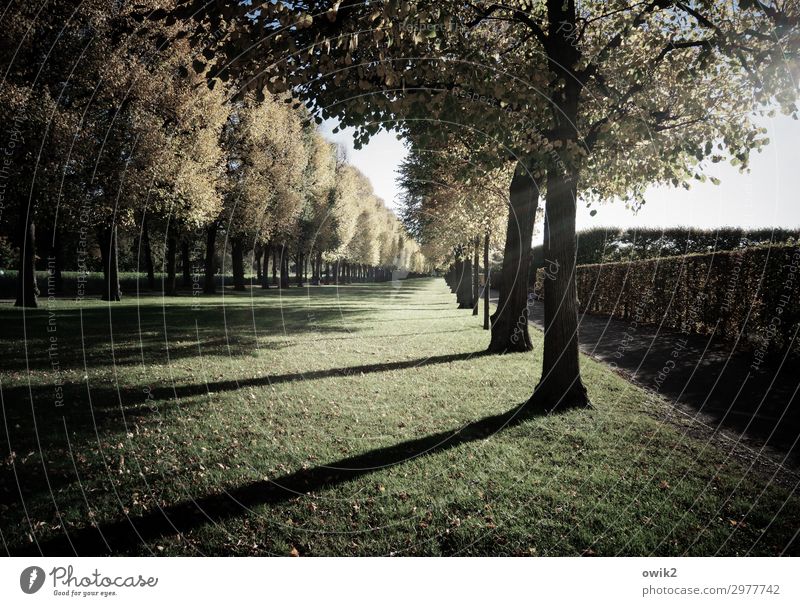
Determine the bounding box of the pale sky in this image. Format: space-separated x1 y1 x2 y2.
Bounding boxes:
321 115 800 241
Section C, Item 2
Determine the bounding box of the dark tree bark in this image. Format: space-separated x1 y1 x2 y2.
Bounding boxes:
261 244 271 289
530 166 589 410
98 225 121 302
279 244 290 288
487 163 538 353
231 238 245 291
141 217 156 291
254 244 262 280
203 224 217 294
295 252 304 287
458 257 474 309
312 251 322 285
529 0 589 411
483 232 490 330
272 246 278 285
181 240 192 289
165 231 177 295
14 217 38 308
472 237 480 316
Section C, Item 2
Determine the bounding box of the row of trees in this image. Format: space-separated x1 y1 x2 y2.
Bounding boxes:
168 0 797 410
5 1 797 411
0 1 424 307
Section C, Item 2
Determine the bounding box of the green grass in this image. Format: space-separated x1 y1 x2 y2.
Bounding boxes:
1 278 798 556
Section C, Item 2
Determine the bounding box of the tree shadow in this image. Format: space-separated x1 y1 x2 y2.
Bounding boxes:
527 301 800 457
0 351 491 469
9 400 552 556
0 298 378 372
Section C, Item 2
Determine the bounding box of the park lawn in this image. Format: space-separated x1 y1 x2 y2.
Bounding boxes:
0 278 798 556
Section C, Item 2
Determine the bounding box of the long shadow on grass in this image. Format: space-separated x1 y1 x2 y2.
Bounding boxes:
1 351 490 424
10 400 549 556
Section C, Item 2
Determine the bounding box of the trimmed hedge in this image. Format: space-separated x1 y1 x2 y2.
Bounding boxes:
533 226 798 267
536 245 800 358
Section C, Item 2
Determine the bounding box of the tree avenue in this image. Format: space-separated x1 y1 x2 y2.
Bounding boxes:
167 0 797 410
0 1 424 311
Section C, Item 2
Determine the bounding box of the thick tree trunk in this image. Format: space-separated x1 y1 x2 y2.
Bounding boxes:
203 224 217 294
279 244 290 288
295 252 304 287
528 0 589 411
483 232 490 330
487 163 538 353
456 258 473 309
165 232 177 296
313 252 322 285
141 218 156 291
99 225 121 302
181 240 192 289
261 244 271 289
472 237 480 316
231 238 245 291
530 166 589 410
14 217 38 308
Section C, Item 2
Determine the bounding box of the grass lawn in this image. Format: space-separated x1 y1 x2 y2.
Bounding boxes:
1 278 798 556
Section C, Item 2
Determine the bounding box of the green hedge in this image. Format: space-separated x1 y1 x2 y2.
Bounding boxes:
536 245 800 358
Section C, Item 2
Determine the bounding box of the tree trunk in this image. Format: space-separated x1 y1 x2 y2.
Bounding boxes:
99 225 121 302
203 224 217 294
261 244 271 289
487 163 538 353
472 237 480 316
231 238 245 291
141 217 156 291
181 240 192 289
255 244 262 280
456 258 471 308
313 252 322 285
14 217 38 308
528 0 589 411
165 231 177 295
530 165 589 410
295 252 304 287
272 246 278 285
483 232 491 330
279 244 290 288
